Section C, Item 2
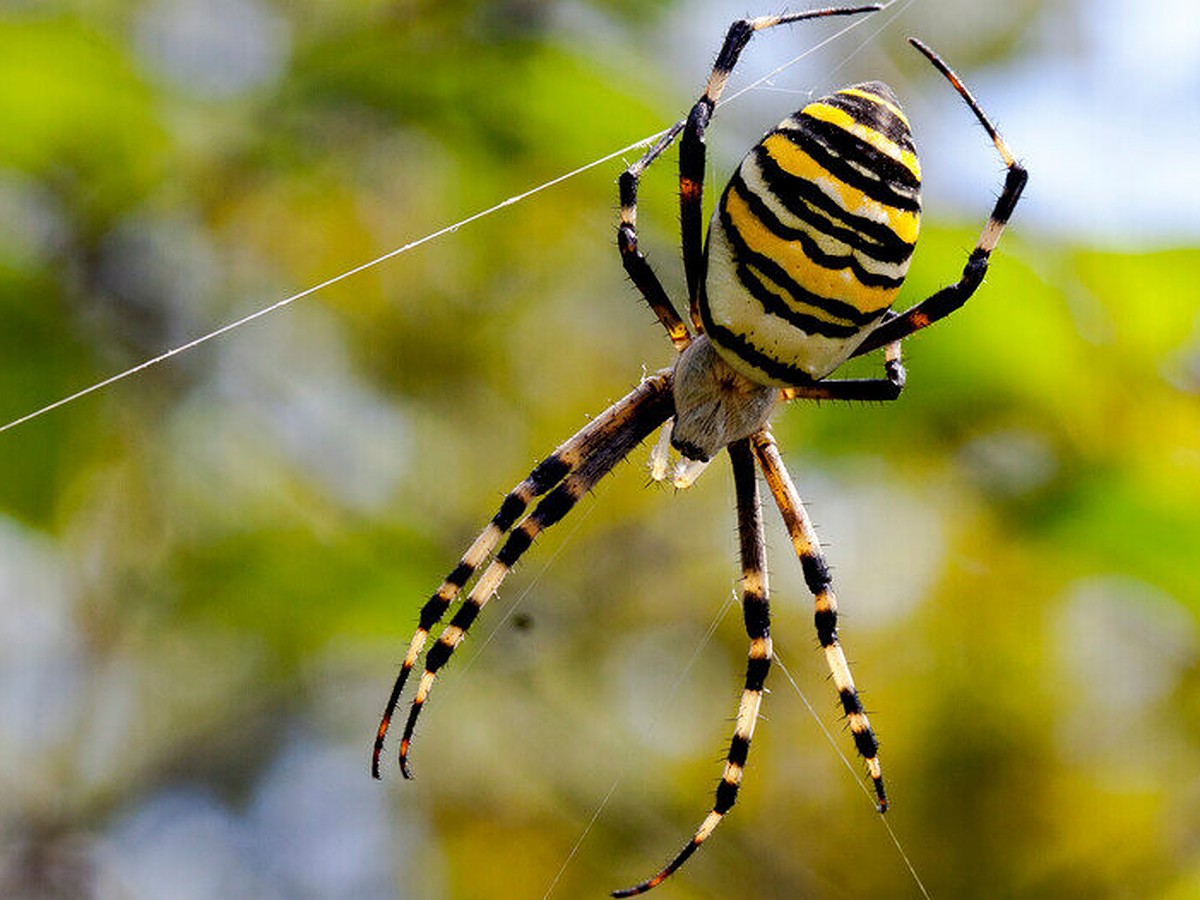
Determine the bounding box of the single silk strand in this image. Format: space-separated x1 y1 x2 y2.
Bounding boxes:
0 0 905 438
774 650 931 900
0 134 667 436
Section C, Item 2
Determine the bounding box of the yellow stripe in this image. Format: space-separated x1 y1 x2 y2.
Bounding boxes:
725 185 900 316
734 689 763 738
803 102 921 180
839 87 911 129
402 630 428 666
748 636 771 659
696 811 723 841
761 133 920 246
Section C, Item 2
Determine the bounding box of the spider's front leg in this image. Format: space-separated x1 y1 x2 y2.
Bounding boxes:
675 5 883 327
617 5 884 349
613 438 771 897
618 122 693 352
852 38 1027 359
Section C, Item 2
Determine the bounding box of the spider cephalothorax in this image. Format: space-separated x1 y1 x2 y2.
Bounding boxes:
669 334 777 465
372 6 1025 896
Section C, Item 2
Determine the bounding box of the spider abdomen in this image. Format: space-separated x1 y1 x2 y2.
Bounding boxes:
701 81 922 387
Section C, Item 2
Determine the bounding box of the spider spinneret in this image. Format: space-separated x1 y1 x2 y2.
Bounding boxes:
372 7 1026 896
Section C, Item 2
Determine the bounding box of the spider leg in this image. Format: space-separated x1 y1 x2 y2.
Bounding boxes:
619 5 882 345
677 5 881 329
612 438 770 897
851 38 1027 360
619 122 693 352
373 441 577 777
781 339 906 402
391 371 676 779
751 429 887 811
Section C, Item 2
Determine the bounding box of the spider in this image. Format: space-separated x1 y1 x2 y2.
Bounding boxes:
372 6 1026 895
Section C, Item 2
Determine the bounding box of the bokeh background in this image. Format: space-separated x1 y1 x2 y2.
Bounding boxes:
2 0 1198 897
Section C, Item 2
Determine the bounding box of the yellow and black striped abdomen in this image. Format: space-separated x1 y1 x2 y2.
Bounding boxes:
701 81 922 387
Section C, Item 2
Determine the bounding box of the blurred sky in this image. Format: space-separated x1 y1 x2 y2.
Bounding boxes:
968 0 1200 244
647 0 1200 246
123 0 1200 252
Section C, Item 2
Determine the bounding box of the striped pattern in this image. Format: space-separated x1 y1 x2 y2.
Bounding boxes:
752 430 886 811
376 20 1024 896
618 119 693 351
373 371 675 779
372 456 568 777
612 440 770 897
848 45 1028 360
702 81 921 387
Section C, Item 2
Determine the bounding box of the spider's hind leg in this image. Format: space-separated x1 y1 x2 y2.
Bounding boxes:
372 445 573 778
613 437 771 896
378 370 676 779
751 429 887 811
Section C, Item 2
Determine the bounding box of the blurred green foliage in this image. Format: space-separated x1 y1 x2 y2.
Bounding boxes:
1 2 1198 898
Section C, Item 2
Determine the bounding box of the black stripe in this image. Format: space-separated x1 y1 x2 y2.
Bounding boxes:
496 527 533 567
729 175 906 290
529 454 571 494
714 20 754 74
425 639 452 672
742 595 770 639
735 263 862 338
993 165 1028 224
795 110 921 193
418 594 450 630
745 656 770 691
492 494 527 532
445 561 473 588
822 88 914 152
699 310 827 386
814 608 838 648
853 727 878 759
839 688 864 717
754 146 916 262
715 778 739 814
800 555 831 595
493 453 569 532
727 734 750 767
532 483 578 530
776 120 920 211
719 204 879 332
448 599 482 634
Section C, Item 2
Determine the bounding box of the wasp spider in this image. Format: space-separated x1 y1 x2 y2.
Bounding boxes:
373 6 1026 895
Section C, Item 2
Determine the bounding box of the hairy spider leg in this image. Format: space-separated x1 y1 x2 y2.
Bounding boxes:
612 438 771 897
618 5 883 341
618 121 693 351
851 38 1027 359
678 6 883 328
392 372 676 778
780 338 906 402
373 444 579 777
752 429 886 810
